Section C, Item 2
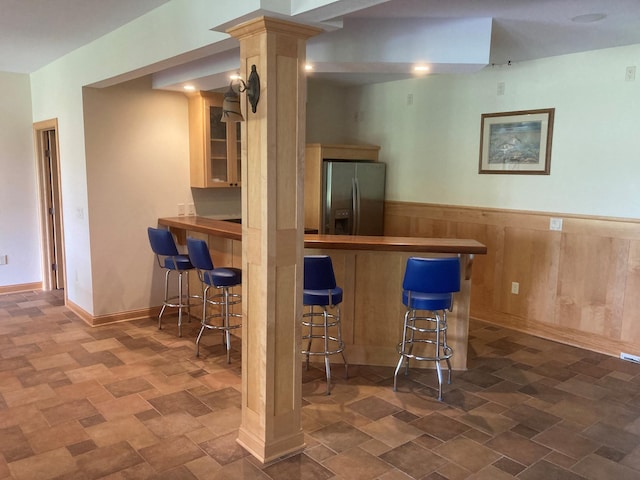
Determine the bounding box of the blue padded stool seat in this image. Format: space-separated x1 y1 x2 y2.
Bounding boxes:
303 287 343 307
187 237 242 363
394 256 461 401
402 291 452 312
302 255 348 395
202 268 242 288
148 227 198 337
162 256 193 271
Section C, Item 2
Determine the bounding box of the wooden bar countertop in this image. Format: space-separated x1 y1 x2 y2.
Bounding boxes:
158 216 488 255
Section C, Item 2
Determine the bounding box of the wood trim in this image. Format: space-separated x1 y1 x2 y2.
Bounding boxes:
66 299 161 327
0 283 42 295
385 200 640 358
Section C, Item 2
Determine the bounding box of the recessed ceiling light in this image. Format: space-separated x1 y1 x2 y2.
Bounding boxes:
304 63 314 71
183 85 196 91
414 65 430 73
571 13 606 23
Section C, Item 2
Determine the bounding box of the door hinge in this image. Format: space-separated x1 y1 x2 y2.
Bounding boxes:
49 207 55 215
52 263 57 272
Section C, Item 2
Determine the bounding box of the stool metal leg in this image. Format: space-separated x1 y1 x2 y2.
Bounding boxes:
335 305 348 379
195 284 241 362
323 308 331 395
195 285 209 357
158 269 171 330
393 309 411 391
302 304 348 395
223 287 231 364
394 308 453 401
177 271 184 337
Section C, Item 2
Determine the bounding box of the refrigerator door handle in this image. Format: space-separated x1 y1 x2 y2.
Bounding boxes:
352 177 361 235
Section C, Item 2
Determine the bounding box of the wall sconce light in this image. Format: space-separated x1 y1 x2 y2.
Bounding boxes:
221 65 261 123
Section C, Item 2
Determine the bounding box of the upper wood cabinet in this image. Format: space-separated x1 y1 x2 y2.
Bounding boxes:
188 92 241 188
304 143 380 233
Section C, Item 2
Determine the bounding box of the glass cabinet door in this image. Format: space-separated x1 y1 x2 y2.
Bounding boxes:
209 104 229 184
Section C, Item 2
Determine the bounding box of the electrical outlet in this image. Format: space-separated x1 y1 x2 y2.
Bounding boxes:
620 352 640 364
497 82 505 95
187 203 196 216
177 203 185 216
625 66 636 81
511 282 519 294
549 217 563 231
0 255 7 265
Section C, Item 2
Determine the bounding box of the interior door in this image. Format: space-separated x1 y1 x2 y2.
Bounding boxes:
34 120 65 291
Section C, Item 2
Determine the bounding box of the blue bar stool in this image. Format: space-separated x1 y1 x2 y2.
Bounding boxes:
302 255 348 395
393 256 461 401
147 227 196 337
187 237 241 363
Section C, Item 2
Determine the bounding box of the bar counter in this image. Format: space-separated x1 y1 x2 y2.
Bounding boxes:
158 216 487 370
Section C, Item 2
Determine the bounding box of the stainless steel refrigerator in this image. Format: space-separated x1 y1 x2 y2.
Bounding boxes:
322 161 386 235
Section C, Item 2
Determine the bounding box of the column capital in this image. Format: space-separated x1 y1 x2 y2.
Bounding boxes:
227 16 321 40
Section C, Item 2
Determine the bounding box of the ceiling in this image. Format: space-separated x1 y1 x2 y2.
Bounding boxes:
0 0 170 73
2 0 640 88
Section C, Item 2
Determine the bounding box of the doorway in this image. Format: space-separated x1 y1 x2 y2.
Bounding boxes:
33 119 65 291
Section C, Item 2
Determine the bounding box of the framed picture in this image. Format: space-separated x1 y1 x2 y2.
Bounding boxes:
479 108 554 174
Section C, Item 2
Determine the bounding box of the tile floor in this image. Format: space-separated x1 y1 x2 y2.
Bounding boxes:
1 289 640 479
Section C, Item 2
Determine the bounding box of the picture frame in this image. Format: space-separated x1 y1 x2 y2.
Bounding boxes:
479 108 554 174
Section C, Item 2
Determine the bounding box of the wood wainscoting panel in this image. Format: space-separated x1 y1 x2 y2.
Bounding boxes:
384 201 640 358
501 226 561 326
556 234 629 339
622 239 640 344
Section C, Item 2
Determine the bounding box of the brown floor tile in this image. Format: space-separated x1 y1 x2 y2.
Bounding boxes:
518 459 587 480
347 395 402 420
262 452 334 479
485 431 551 466
582 421 640 454
533 423 598 459
359 415 424 448
323 447 393 478
104 376 155 397
493 456 526 475
147 390 212 417
380 441 447 478
138 435 204 472
309 421 372 453
572 453 640 480
2 291 640 479
410 412 470 441
8 447 77 480
501 403 561 433
434 437 501 473
198 431 249 465
0 425 34 462
76 440 144 478
41 398 100 426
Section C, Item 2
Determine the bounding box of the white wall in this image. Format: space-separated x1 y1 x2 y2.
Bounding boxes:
337 44 640 219
0 72 40 287
82 77 191 315
306 79 351 144
26 0 268 312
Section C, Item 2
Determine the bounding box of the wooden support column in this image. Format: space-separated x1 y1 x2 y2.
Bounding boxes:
227 17 320 464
